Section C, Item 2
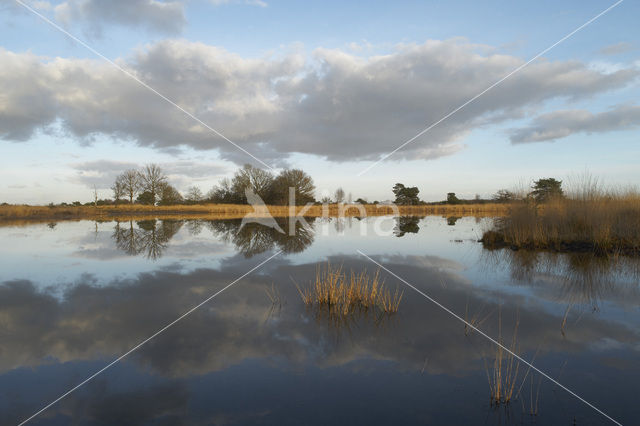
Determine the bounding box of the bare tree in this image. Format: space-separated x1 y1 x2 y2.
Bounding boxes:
185 186 204 204
334 187 345 204
117 169 142 203
93 185 98 207
207 178 238 204
111 180 125 205
141 164 167 205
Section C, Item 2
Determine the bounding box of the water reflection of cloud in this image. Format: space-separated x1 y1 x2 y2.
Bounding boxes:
1 254 638 381
378 253 466 272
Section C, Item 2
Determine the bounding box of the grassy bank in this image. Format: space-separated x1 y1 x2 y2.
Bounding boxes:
0 202 510 224
481 192 640 256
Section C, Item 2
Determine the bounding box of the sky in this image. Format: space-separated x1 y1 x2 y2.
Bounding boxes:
0 0 639 204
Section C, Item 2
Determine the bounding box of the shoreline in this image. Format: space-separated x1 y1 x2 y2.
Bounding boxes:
0 203 510 226
480 232 640 257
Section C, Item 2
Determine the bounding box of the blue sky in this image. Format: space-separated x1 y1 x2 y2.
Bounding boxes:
1 0 639 203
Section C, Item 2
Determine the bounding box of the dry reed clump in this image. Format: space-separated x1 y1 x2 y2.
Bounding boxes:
486 316 521 405
483 314 544 409
295 263 403 316
481 189 640 256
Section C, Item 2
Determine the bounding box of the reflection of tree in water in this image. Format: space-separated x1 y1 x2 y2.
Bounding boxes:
185 220 204 236
112 219 183 260
112 218 314 259
333 217 363 234
207 218 315 257
446 216 461 226
394 216 422 237
483 248 640 310
112 221 142 256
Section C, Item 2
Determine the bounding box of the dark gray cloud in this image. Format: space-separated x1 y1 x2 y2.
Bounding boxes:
0 40 638 164
509 104 640 143
599 42 634 56
54 0 186 36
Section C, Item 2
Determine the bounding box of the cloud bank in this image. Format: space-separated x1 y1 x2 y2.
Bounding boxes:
0 39 638 165
54 0 186 36
510 104 640 143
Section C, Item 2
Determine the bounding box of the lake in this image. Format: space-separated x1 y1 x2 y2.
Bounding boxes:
1 216 639 425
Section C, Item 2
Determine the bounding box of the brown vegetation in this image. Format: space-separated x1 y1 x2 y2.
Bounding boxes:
0 202 510 225
295 263 403 316
486 316 521 405
481 191 640 256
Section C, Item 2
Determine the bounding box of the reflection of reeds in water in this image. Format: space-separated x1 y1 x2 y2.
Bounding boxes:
295 263 403 316
265 283 283 307
481 248 640 325
264 283 284 322
464 299 492 336
309 301 397 338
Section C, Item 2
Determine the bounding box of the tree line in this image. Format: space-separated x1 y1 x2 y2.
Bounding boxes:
110 163 316 206
388 178 564 205
58 166 564 207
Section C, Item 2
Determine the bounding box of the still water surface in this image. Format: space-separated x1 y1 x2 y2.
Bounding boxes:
1 217 639 425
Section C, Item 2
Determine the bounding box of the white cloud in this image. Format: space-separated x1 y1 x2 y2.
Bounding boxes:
0 39 638 165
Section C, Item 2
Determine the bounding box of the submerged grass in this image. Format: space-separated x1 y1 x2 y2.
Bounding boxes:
295 263 403 316
482 189 640 256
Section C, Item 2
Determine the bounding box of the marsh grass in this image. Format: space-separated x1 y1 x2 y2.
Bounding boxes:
485 314 521 405
0 202 509 225
295 263 403 317
482 187 640 256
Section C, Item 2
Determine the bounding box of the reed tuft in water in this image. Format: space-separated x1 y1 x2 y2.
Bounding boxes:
295 263 403 316
485 314 521 405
